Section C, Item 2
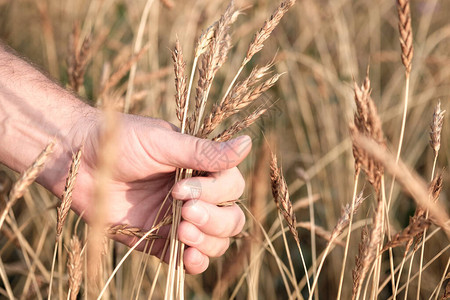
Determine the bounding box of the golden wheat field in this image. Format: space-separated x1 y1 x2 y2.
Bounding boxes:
0 0 449 299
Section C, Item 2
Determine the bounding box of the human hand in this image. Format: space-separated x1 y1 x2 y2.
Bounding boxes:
50 111 252 274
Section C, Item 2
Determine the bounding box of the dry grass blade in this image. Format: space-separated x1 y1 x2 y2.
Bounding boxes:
330 191 365 241
352 226 370 299
269 152 298 242
396 0 414 76
172 37 188 124
67 236 83 300
354 135 450 238
430 101 445 156
245 0 296 64
382 216 431 253
0 141 55 230
56 147 83 239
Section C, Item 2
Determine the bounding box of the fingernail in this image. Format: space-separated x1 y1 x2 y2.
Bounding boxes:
228 135 252 154
184 201 208 226
232 135 251 145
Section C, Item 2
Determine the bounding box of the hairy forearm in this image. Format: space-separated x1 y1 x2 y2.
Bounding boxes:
0 42 96 195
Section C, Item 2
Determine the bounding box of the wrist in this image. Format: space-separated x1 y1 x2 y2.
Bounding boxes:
0 43 99 197
37 101 99 197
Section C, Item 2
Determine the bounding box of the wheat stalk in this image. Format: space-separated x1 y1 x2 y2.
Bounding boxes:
67 236 83 300
199 63 276 137
430 101 446 157
354 200 384 300
269 153 297 242
191 1 238 134
0 141 55 231
221 0 296 105
172 37 188 124
382 217 431 253
396 0 414 77
416 101 446 298
352 226 370 299
270 152 310 296
56 147 83 239
107 221 171 241
67 24 91 93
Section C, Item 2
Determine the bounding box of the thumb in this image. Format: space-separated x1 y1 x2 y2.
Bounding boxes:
157 132 252 172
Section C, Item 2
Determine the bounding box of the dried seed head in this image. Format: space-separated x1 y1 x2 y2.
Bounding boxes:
67 236 83 300
192 1 237 134
382 216 431 253
9 141 55 202
269 152 298 242
352 226 369 299
245 0 296 64
330 191 365 242
430 171 443 203
396 0 414 76
213 105 268 142
172 38 188 123
57 147 83 239
199 66 279 138
354 201 384 296
430 101 445 156
350 75 385 193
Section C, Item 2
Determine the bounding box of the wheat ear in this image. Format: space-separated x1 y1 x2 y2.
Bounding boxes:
57 147 83 239
417 101 446 298
67 236 83 300
172 37 188 125
0 141 55 231
221 0 296 105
